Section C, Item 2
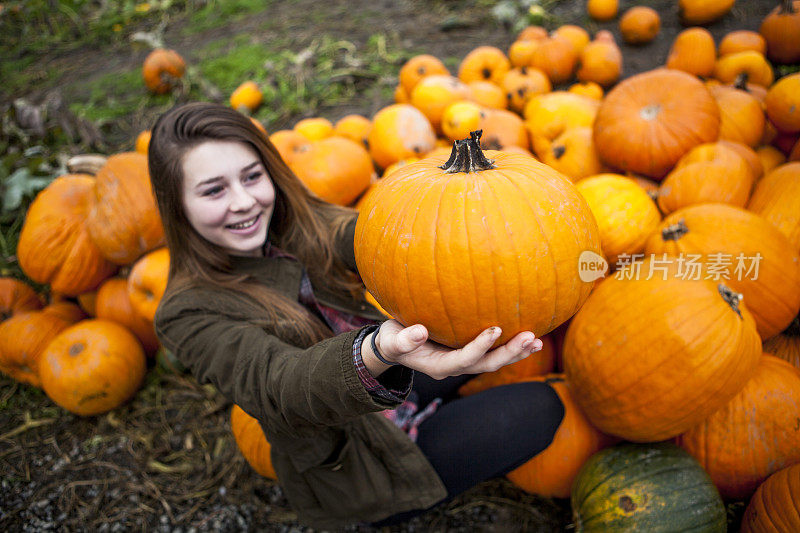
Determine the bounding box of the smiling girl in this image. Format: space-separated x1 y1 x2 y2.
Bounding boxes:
148 102 564 529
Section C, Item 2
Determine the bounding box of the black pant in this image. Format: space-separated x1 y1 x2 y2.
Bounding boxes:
373 373 565 526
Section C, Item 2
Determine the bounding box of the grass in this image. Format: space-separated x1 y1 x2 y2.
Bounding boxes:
183 0 272 34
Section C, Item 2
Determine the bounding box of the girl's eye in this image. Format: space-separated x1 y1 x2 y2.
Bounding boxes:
245 171 262 182
202 186 224 197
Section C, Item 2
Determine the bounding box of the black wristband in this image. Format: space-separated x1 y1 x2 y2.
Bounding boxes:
370 328 398 366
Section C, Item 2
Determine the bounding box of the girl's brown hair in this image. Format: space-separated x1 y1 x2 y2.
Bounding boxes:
148 102 360 346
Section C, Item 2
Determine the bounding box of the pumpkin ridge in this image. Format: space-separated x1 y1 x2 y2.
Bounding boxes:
432 177 460 343
483 176 523 330
500 166 560 332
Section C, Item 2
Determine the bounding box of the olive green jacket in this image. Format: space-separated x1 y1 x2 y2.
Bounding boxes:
153 218 447 530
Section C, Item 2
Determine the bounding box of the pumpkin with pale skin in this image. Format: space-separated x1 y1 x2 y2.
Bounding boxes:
367 104 436 169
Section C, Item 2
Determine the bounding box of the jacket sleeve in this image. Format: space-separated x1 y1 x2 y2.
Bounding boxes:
154 291 407 430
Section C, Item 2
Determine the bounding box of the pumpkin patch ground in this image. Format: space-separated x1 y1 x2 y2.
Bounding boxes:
1 0 794 531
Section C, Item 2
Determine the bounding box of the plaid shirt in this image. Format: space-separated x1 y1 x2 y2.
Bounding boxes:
264 243 439 439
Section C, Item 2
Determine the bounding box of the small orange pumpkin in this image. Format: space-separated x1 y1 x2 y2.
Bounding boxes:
142 48 185 94
719 30 767 56
333 115 372 150
95 277 160 356
587 0 618 21
500 67 551 113
763 315 800 368
709 84 766 148
478 108 529 150
757 145 788 175
409 75 471 133
128 247 170 323
577 35 623 87
135 130 151 155
507 39 540 68
760 0 800 64
269 130 311 165
0 311 71 387
367 104 436 169
229 81 262 112
568 81 604 100
679 0 735 25
231 404 277 479
517 26 549 42
666 27 716 77
466 81 507 110
0 278 42 321
530 36 578 85
552 25 590 56
399 54 449 95
714 51 774 87
619 6 661 45
289 137 375 206
765 72 800 134
39 319 146 416
525 92 600 158
457 46 511 86
441 101 483 142
293 117 334 141
537 127 604 182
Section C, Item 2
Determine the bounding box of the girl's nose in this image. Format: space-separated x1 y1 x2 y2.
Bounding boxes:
229 183 257 212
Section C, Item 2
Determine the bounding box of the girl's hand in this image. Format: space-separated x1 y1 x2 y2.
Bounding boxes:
362 319 543 380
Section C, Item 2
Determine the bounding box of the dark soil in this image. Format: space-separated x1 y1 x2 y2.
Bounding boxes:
0 0 780 531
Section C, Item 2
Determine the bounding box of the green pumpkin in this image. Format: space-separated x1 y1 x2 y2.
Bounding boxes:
572 442 726 532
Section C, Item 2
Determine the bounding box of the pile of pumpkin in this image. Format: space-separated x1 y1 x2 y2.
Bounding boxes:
3 0 800 529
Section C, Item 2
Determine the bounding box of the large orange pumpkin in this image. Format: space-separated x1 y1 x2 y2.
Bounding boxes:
741 463 800 533
38 319 146 416
142 48 185 94
288 136 375 206
504 375 619 498
230 404 277 479
355 133 601 348
645 203 800 340
675 354 800 500
564 258 763 442
0 278 42 321
747 162 800 251
95 278 160 356
593 69 720 180
86 152 165 265
18 175 117 296
0 311 71 387
128 247 170 323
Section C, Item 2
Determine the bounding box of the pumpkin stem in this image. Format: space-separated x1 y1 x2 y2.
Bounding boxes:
440 130 497 174
552 145 566 159
733 72 749 91
661 219 688 241
786 314 800 337
544 376 565 385
718 284 744 320
639 104 661 122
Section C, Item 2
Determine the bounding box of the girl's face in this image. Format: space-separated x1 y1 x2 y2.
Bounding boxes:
181 140 275 257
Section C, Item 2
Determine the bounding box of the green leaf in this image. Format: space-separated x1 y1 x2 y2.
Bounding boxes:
2 168 52 213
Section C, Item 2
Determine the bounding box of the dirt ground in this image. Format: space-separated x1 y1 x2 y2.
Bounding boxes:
0 0 781 531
